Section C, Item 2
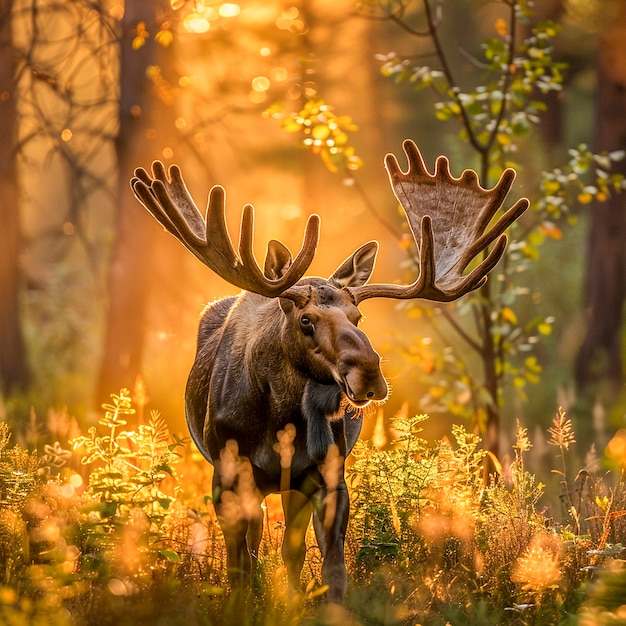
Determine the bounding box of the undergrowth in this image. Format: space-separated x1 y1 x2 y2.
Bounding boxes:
1 390 626 625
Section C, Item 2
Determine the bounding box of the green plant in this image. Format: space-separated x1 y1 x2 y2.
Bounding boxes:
269 96 362 173
344 0 626 457
347 413 496 622
70 389 190 570
344 406 626 624
8 389 626 624
0 421 42 511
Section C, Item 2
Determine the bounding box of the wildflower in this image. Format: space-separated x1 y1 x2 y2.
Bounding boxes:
511 533 562 593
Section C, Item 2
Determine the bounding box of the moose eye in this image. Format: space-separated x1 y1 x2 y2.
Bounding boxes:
300 315 315 334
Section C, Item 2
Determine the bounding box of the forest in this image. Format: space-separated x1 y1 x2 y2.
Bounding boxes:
1 0 626 624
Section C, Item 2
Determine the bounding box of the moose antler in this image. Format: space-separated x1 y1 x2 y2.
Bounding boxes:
131 161 320 299
132 142 527 306
349 140 529 304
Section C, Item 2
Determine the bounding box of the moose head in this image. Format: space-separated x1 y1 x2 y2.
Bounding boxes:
131 140 529 605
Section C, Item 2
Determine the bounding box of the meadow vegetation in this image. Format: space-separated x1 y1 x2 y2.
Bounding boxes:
1 389 626 625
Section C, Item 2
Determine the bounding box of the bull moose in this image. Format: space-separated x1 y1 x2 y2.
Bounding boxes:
131 140 528 604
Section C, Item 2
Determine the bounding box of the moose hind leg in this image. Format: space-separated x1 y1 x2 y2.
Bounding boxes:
281 490 313 595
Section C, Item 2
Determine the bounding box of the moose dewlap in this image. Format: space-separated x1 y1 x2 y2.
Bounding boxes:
131 140 528 604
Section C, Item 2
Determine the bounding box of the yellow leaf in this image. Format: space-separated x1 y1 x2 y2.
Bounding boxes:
596 495 609 511
513 376 526 388
136 21 148 36
501 306 518 325
307 584 329 599
280 117 301 132
496 132 512 146
578 192 593 204
132 36 146 50
312 124 330 140
155 29 174 48
521 244 539 260
524 356 542 373
494 17 508 36
428 385 445 398
537 322 552 335
543 180 560 194
337 115 358 131
333 130 348 146
407 306 422 319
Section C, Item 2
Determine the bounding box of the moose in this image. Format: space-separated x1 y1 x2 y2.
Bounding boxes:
131 140 528 604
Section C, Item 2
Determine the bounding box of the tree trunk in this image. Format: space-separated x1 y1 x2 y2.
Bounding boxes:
96 0 168 403
0 0 30 393
575 2 626 393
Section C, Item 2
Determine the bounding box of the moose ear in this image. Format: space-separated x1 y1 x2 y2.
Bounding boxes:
329 241 379 288
264 240 293 280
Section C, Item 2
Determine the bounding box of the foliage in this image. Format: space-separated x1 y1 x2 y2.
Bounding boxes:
0 421 42 510
70 388 186 564
343 0 626 451
267 97 363 173
3 393 626 624
129 1 365 174
0 391 225 625
346 407 626 625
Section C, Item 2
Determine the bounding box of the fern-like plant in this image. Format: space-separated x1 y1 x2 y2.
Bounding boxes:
70 389 187 574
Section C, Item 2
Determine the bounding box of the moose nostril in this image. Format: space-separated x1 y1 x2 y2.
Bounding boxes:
367 391 374 398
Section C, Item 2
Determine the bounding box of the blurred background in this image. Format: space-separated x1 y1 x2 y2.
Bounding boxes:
1 0 625 465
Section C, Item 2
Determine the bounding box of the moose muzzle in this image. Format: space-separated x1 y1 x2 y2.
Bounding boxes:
336 327 388 407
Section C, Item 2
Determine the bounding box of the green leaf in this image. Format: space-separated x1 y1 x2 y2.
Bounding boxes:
159 549 180 563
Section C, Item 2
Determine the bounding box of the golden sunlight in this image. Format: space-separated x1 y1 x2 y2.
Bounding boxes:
251 76 270 92
183 13 211 34
219 3 240 18
181 1 241 33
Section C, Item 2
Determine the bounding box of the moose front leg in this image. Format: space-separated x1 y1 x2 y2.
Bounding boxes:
212 446 264 590
312 443 351 604
213 487 251 588
312 480 350 604
281 490 313 595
